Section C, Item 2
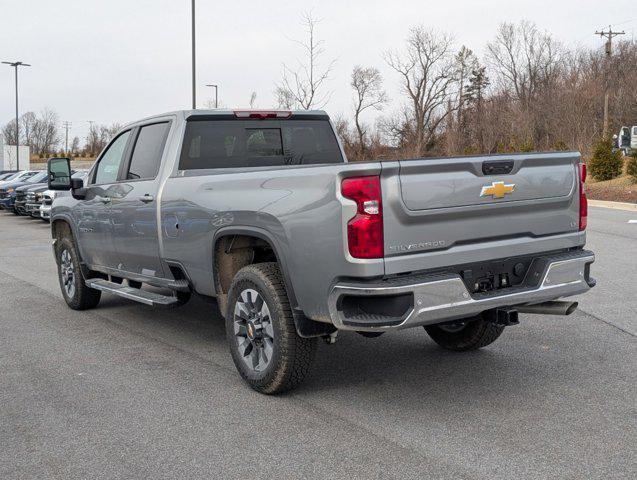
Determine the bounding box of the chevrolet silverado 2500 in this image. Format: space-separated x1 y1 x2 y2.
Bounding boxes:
46 110 595 394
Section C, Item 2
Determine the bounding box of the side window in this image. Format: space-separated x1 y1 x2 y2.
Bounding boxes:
94 131 131 185
127 122 170 180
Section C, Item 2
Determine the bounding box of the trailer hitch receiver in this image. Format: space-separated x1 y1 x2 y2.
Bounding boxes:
484 308 519 326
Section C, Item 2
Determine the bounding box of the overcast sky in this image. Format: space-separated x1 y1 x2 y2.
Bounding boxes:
1 0 634 143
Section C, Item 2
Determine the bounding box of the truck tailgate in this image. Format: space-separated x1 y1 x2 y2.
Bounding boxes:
381 152 583 274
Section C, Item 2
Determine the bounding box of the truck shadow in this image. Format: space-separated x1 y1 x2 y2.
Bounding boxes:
95 293 599 403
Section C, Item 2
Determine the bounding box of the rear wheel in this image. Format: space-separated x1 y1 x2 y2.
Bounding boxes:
56 236 101 310
226 263 317 394
424 315 504 351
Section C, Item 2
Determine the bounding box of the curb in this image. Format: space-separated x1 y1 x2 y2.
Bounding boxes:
588 199 637 211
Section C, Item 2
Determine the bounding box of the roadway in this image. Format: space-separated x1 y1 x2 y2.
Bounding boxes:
0 206 635 479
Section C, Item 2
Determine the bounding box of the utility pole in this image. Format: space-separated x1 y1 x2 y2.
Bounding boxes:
191 0 196 109
595 26 625 138
206 84 218 108
2 61 31 170
62 121 72 154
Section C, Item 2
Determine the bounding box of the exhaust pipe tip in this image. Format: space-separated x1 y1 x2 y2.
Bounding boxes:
517 300 579 316
564 301 578 315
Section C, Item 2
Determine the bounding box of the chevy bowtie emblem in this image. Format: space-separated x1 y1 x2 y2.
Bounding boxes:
480 181 515 199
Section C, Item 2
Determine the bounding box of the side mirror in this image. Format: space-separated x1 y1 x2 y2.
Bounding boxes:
47 157 72 190
70 177 87 200
71 177 83 190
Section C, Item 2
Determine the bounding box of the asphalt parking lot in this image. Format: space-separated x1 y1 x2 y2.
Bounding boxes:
0 207 635 479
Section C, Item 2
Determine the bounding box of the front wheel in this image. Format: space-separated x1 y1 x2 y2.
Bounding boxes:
56 236 101 310
424 315 504 351
225 263 317 394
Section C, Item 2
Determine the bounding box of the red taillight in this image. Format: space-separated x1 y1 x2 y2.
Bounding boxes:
233 110 292 119
579 162 587 231
341 176 383 259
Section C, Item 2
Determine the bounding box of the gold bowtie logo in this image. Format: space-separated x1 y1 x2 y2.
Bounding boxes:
480 181 515 199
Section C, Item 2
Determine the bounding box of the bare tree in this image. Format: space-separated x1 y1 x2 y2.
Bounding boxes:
384 27 458 156
1 120 17 147
454 47 479 122
70 136 80 156
2 111 52 155
350 66 387 157
275 11 335 110
462 66 490 152
33 109 60 156
275 88 296 109
486 21 562 107
85 122 121 157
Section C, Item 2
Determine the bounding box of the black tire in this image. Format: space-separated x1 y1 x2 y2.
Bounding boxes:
424 315 504 351
55 236 101 310
225 262 317 394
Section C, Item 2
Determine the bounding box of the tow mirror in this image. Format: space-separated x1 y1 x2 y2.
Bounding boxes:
47 157 72 191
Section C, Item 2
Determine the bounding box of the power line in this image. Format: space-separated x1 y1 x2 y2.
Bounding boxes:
595 26 625 138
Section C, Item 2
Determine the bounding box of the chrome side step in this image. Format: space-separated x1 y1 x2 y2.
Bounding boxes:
85 279 179 306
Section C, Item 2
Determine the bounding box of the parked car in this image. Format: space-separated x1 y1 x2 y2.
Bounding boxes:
46 109 595 394
0 172 18 181
0 171 47 211
0 170 37 189
614 125 637 156
14 183 49 216
26 185 52 217
39 171 87 222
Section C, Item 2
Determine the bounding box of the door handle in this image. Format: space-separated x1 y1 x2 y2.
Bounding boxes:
99 197 111 204
138 195 154 203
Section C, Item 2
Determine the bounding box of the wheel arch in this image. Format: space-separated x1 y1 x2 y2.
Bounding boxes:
51 215 86 266
212 226 298 310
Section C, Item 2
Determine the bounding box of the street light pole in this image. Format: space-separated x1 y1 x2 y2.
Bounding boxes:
206 84 218 108
191 0 196 109
2 61 31 170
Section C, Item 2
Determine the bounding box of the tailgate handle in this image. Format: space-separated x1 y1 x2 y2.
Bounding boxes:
482 160 514 175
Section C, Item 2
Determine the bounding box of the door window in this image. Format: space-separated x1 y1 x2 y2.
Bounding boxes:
94 131 131 185
127 122 170 180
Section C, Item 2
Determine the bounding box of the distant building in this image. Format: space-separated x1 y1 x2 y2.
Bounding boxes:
0 136 30 170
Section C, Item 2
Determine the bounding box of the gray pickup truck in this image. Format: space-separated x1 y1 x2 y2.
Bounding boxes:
46 109 595 394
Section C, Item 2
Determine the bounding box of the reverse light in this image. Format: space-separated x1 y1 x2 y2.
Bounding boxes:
341 176 383 259
579 162 587 231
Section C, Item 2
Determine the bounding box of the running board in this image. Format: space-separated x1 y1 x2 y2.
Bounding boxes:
85 279 179 306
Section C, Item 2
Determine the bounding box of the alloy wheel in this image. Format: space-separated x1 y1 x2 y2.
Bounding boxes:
233 288 274 372
60 249 76 299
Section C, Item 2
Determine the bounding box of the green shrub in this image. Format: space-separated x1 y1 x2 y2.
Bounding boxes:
553 140 569 151
627 152 637 182
588 137 623 181
519 139 535 152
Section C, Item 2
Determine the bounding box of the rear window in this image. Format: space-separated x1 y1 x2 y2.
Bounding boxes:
179 119 343 170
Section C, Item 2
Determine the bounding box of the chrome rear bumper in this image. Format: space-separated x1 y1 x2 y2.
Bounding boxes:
328 250 595 332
